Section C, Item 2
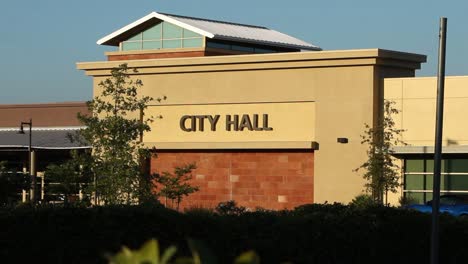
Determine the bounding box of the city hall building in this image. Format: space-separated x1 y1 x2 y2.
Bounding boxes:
76 12 468 209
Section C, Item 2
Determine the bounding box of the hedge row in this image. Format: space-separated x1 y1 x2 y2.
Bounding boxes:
0 204 467 263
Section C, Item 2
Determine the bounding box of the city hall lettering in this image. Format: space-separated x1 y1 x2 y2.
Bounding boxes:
180 114 273 132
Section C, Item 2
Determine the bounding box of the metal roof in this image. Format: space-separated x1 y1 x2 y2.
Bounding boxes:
0 128 90 150
97 12 321 51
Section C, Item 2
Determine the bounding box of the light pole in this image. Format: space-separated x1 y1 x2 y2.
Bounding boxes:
19 119 34 204
431 17 447 264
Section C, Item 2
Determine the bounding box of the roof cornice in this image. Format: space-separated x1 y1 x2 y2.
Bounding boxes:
77 49 427 77
97 12 214 46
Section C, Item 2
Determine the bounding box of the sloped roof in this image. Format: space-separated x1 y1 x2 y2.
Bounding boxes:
0 127 90 150
97 12 321 51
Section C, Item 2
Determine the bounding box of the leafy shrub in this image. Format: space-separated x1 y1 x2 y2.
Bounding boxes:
184 205 214 214
215 200 246 215
0 204 467 263
349 193 376 209
399 195 419 206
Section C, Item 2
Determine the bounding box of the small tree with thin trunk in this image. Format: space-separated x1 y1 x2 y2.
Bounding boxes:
75 63 165 205
355 100 405 205
153 163 199 210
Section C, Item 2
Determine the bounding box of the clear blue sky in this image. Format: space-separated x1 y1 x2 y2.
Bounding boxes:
1 0 467 104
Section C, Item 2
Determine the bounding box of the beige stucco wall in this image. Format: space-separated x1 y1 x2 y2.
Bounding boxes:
78 49 425 204
385 76 468 146
313 66 375 203
144 102 315 145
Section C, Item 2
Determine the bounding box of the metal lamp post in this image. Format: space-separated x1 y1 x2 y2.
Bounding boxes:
18 119 34 204
431 17 447 264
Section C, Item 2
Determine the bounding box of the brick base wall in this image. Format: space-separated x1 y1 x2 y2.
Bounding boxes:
150 150 314 210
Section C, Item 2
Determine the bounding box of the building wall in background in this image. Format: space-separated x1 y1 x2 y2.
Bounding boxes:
385 76 468 146
0 102 89 127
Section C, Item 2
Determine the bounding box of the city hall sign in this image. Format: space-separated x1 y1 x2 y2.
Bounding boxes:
180 114 273 132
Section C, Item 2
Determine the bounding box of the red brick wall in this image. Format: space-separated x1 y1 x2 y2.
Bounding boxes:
150 150 314 210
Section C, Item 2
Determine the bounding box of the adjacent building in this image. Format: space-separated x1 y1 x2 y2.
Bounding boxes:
0 102 90 202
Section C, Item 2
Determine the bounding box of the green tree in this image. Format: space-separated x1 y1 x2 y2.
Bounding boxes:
355 100 405 205
43 150 92 205
76 63 165 205
0 161 28 206
154 163 199 210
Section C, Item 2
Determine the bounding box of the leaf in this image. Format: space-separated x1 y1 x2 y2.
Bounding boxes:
136 239 159 264
109 246 135 264
234 251 260 264
160 245 177 264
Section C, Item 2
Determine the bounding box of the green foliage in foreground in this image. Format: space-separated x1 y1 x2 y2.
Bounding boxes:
110 239 177 264
109 238 259 264
0 204 467 263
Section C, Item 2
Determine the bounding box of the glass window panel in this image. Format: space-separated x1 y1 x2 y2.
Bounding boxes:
405 192 426 204
143 24 162 40
143 41 161 50
163 22 182 39
206 41 230 50
406 192 433 204
405 174 432 190
441 175 448 190
405 159 435 173
424 193 433 204
163 39 182 49
127 33 142 41
232 45 254 52
443 175 468 191
122 42 141 51
405 159 423 172
255 47 276 53
183 38 203 48
183 29 202 38
427 159 435 172
444 159 468 173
